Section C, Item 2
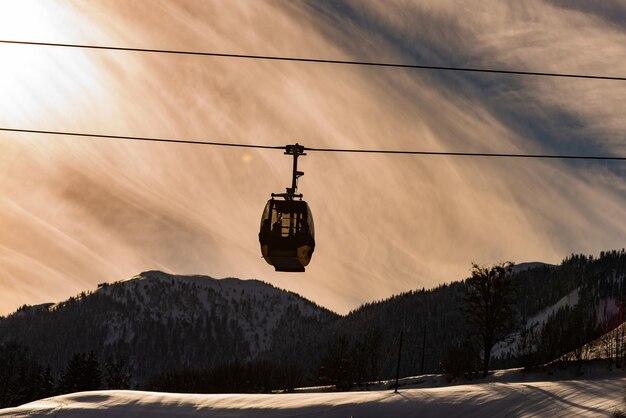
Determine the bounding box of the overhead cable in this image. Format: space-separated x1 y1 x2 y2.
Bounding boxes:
0 39 625 81
0 127 283 150
2 126 625 161
304 146 626 160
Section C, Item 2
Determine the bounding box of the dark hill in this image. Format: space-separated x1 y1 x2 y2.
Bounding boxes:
1 250 624 389
0 271 338 383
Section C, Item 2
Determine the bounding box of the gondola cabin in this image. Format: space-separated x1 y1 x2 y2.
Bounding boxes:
259 199 315 272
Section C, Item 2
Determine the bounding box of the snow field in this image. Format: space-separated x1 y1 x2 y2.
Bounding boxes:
2 376 624 417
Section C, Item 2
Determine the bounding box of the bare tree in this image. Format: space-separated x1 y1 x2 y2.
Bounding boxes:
464 262 518 377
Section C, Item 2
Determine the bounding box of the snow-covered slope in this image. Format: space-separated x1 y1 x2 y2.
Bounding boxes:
492 287 581 359
0 271 338 383
2 375 624 418
559 321 626 362
95 271 332 353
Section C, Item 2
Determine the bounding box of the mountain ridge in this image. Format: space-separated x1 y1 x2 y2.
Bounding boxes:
7 260 557 320
1 251 624 388
0 270 338 383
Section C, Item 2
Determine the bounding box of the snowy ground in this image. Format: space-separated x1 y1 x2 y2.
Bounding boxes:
2 368 625 418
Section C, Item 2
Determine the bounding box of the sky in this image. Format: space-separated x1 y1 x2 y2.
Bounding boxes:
1 0 625 316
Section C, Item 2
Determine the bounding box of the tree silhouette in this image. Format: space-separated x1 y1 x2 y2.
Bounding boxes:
464 262 518 377
0 343 43 408
38 366 57 398
441 338 480 378
59 352 102 393
317 333 352 390
105 358 132 389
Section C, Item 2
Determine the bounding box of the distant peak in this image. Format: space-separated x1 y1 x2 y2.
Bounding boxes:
133 271 267 288
135 270 216 281
511 262 555 273
137 270 177 279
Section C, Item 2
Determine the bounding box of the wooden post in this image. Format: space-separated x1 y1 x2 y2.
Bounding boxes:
420 326 426 375
394 330 403 393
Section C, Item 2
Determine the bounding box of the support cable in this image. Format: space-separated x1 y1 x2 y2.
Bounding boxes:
1 39 625 81
1 126 625 161
0 127 283 150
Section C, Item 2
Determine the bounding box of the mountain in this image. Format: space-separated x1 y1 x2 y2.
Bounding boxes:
1 250 624 391
330 251 625 378
0 271 338 384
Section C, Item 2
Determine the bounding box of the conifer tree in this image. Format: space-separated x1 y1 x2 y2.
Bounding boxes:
59 352 102 393
105 358 132 389
37 366 57 398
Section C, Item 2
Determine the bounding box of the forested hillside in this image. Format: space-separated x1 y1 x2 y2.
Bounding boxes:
0 250 624 406
0 271 337 385
332 250 625 381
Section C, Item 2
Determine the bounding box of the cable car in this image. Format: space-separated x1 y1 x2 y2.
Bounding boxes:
259 144 315 272
259 199 315 272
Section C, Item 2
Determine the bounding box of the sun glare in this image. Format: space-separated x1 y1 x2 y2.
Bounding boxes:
0 1 104 124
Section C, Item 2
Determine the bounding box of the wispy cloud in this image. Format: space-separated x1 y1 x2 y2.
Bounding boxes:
0 0 624 314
